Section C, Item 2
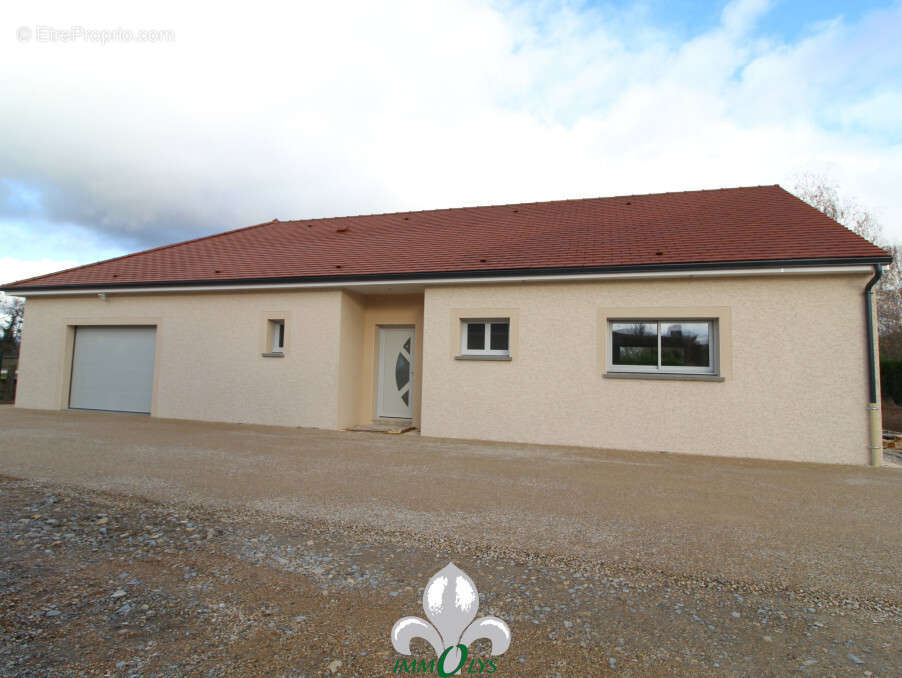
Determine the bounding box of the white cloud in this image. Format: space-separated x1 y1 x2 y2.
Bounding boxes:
0 257 79 286
721 0 773 36
0 0 900 263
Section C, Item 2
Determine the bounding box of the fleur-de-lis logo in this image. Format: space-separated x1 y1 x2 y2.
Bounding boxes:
391 563 511 676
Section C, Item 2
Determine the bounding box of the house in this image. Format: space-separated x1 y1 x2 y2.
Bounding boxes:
2 186 891 465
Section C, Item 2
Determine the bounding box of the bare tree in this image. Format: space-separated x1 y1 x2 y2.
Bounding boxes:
791 174 901 358
793 174 884 244
0 294 24 352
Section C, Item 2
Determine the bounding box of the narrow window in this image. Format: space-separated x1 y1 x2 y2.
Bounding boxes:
608 319 716 375
461 319 510 355
269 319 285 353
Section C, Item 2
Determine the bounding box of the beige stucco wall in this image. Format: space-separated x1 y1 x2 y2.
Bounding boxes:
16 289 346 428
337 291 366 428
420 273 873 465
15 273 874 463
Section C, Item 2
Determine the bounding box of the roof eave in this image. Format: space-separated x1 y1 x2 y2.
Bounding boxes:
2 256 892 294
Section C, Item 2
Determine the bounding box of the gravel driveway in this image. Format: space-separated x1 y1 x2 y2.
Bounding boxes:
1 406 900 676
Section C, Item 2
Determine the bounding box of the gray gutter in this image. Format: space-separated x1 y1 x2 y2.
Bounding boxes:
864 264 884 467
864 264 883 405
1 255 892 293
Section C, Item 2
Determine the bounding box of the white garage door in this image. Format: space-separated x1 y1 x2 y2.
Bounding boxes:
69 326 157 414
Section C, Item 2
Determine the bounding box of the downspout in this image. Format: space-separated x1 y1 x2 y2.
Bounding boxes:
865 264 883 466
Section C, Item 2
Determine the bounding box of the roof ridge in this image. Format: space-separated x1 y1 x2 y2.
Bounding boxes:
279 185 783 224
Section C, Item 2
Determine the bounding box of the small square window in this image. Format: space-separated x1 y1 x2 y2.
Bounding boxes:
461 319 510 355
269 319 285 353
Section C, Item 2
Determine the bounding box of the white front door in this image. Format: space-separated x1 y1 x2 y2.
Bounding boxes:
377 326 414 419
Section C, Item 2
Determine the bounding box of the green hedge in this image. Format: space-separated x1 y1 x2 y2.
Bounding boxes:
881 359 902 404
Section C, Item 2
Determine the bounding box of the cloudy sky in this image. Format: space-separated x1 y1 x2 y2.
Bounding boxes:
2 0 900 284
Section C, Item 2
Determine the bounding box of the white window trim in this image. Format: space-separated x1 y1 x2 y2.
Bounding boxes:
270 319 285 353
606 319 718 375
461 318 510 356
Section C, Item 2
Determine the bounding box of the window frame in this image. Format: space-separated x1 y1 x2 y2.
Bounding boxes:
269 319 285 354
460 318 510 356
606 318 718 376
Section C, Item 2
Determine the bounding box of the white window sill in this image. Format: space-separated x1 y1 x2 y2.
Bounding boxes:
455 354 512 361
604 371 723 382
261 352 284 358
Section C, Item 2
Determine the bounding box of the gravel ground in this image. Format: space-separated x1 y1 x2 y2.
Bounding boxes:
2 479 900 677
1 407 901 676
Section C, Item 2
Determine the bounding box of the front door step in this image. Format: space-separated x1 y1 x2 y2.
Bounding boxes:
347 423 417 435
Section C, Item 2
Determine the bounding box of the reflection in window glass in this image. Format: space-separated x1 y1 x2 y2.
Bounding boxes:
466 323 485 351
611 322 657 366
490 322 509 351
661 322 709 367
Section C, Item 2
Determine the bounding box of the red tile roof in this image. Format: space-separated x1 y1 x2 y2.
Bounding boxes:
4 186 890 290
